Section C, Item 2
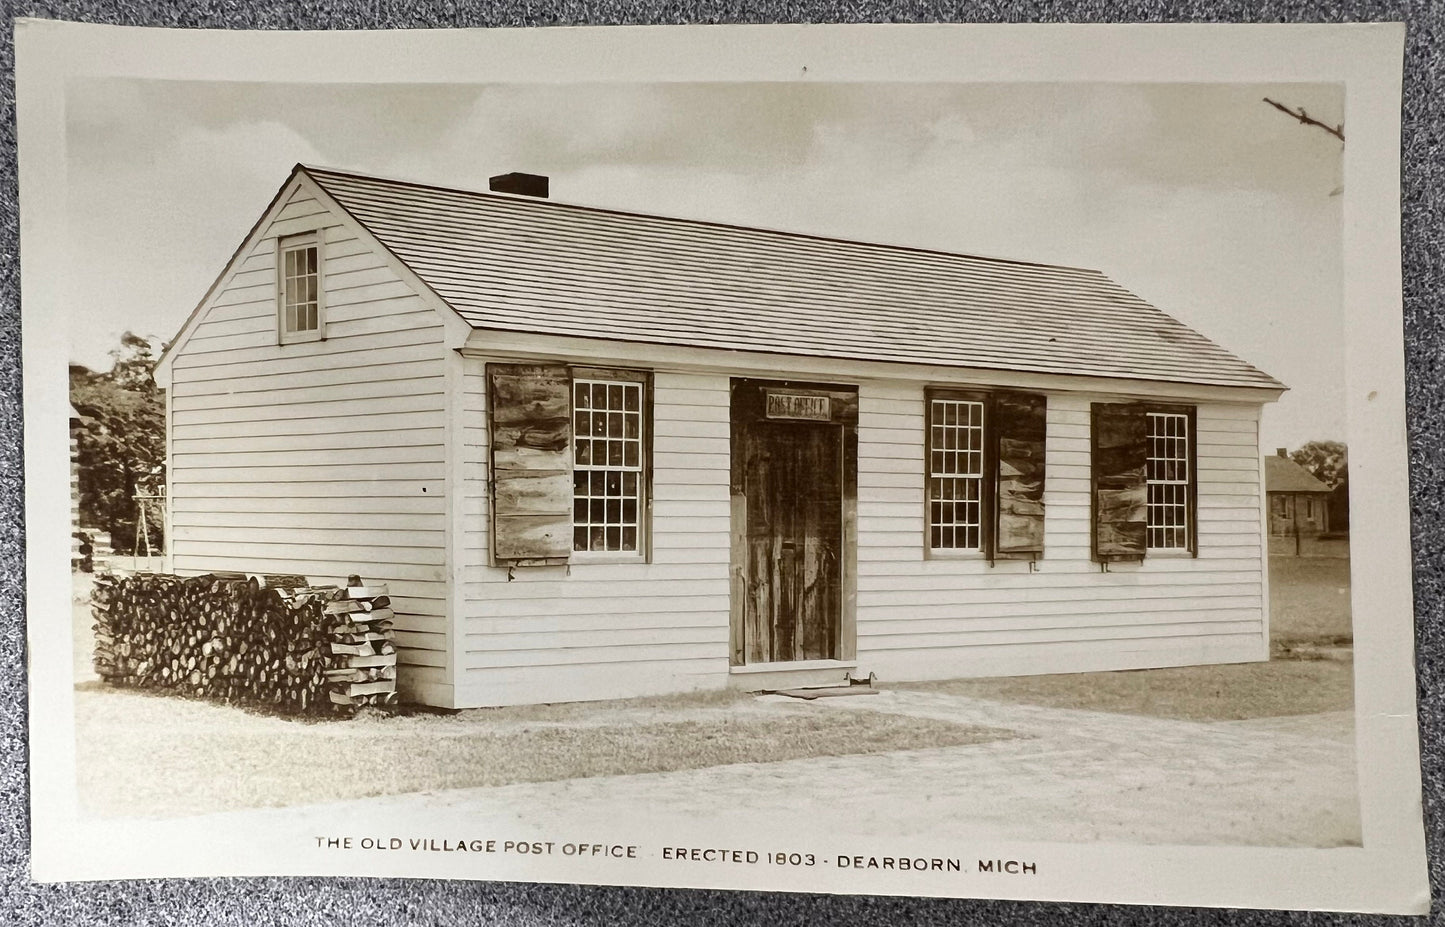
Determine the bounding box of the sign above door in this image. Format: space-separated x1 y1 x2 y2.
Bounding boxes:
765 391 831 421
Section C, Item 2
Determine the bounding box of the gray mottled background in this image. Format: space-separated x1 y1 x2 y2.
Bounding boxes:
0 3 1439 925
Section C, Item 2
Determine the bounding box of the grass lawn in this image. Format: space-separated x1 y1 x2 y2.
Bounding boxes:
1269 550 1352 647
74 684 1011 818
890 658 1353 723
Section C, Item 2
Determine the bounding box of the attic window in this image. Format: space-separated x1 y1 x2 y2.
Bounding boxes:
278 232 324 343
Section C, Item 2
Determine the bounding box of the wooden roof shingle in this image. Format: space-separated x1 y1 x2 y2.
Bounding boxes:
305 166 1283 391
1265 455 1332 493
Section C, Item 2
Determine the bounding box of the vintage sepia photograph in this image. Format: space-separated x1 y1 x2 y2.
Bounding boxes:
64 75 1357 837
20 21 1425 912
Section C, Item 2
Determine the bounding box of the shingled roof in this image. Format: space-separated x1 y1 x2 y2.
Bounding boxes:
1265 455 1332 494
304 166 1283 391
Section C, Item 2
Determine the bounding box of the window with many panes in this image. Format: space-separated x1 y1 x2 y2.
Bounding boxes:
928 396 987 551
278 233 323 342
572 377 645 554
1146 411 1191 549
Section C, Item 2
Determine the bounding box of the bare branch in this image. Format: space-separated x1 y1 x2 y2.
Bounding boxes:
1263 97 1345 142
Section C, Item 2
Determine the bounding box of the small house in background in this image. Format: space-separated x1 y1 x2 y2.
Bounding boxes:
153 165 1285 709
1265 450 1332 538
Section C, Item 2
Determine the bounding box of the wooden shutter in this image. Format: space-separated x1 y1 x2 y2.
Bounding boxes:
992 391 1047 558
488 363 572 564
1091 402 1148 562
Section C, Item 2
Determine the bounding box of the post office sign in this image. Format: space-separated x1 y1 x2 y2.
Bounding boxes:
765 391 832 421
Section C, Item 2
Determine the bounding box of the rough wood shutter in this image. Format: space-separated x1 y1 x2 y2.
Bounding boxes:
488 363 572 564
1091 402 1148 562
992 391 1047 558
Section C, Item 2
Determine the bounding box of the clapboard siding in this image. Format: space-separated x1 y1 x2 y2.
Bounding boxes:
452 366 1265 705
854 384 1264 680
168 184 450 675
458 362 732 704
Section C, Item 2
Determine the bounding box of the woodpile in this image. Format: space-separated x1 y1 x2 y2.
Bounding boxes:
91 570 398 716
322 575 399 709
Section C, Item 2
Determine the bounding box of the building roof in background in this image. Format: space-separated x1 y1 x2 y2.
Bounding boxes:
304 165 1284 391
1265 454 1332 493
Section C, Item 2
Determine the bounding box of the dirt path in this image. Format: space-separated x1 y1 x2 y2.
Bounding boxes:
187 690 1359 848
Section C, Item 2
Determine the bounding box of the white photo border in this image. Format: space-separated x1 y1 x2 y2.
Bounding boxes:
17 19 1424 913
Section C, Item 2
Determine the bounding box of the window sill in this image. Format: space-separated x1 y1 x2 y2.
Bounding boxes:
568 551 647 566
925 549 988 561
1146 548 1196 559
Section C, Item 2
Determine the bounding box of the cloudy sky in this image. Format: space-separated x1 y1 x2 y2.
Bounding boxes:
65 79 1343 448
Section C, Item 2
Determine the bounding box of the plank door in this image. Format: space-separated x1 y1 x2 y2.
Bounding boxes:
740 421 844 663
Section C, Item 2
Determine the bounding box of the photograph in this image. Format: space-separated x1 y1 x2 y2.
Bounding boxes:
20 21 1425 912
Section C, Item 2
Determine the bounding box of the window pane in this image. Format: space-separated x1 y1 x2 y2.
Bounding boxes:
573 378 646 552
928 400 985 549
1145 413 1190 549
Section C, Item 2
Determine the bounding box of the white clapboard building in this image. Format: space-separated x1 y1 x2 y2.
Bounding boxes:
153 166 1285 709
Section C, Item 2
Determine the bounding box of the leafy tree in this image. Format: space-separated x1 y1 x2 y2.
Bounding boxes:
70 333 166 553
1290 440 1347 489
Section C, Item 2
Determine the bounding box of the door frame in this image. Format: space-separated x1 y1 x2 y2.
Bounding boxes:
729 378 858 667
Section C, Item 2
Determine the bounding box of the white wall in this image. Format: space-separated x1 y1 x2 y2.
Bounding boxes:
455 366 1265 707
167 184 451 697
854 385 1265 680
458 361 733 707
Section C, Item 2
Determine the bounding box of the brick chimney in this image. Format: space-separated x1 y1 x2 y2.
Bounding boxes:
489 172 549 198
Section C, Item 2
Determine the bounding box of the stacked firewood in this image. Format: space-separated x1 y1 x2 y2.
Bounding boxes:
91 571 398 716
320 577 399 709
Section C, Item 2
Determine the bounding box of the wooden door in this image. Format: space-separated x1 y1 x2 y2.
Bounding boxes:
740 421 843 663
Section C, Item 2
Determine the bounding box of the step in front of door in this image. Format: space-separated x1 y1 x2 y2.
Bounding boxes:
726 659 856 692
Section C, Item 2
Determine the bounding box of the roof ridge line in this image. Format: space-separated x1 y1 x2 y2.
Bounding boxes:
298 163 1108 276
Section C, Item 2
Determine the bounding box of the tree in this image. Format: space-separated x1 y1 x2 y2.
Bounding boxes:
1290 440 1347 490
70 333 166 553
